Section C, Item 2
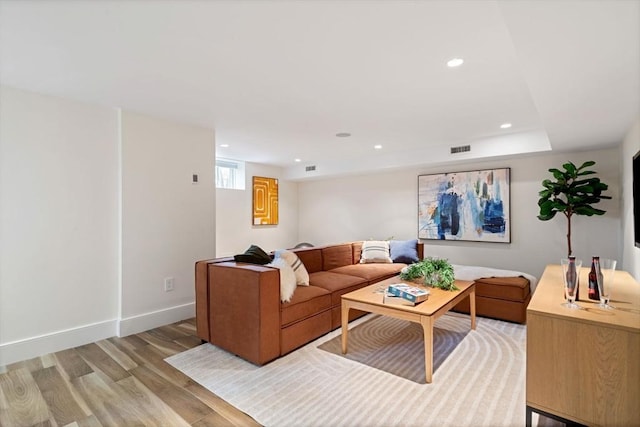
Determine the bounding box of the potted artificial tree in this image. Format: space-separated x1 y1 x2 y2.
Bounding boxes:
537 161 611 257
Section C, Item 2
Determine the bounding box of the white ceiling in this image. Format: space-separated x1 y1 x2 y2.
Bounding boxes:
1 0 638 180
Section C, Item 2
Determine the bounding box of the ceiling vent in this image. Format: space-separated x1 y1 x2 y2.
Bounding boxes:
305 165 316 172
450 145 471 154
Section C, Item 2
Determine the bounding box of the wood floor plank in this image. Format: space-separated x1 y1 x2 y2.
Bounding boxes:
119 334 150 350
105 337 148 366
184 382 261 427
175 335 205 350
113 376 191 426
96 339 138 371
75 343 130 382
53 348 93 380
72 372 127 427
31 366 89 426
133 343 170 366
7 356 43 373
192 411 236 427
0 368 52 426
156 324 190 340
142 354 194 389
1 318 262 427
129 364 213 424
73 414 103 427
137 331 189 356
175 320 197 334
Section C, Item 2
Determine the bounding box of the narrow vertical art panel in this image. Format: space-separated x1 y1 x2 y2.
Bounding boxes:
253 176 279 225
418 168 510 242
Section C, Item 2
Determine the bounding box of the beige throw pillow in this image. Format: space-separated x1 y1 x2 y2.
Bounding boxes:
268 257 297 302
275 249 310 286
360 240 393 264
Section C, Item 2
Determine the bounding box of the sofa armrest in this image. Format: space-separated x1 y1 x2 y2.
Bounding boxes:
209 262 281 365
195 257 234 341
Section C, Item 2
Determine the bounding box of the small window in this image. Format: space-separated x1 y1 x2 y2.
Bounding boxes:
215 158 245 190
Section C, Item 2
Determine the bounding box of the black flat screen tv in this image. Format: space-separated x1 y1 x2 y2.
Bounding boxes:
635 150 640 248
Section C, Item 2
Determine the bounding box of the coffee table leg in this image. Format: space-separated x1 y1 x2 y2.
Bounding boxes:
341 300 350 354
420 315 434 383
470 286 476 330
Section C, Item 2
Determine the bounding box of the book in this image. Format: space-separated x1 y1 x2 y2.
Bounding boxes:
387 283 430 303
383 292 416 306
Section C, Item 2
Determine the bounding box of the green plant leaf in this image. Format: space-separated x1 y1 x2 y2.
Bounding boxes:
562 162 577 175
548 168 565 180
577 160 596 170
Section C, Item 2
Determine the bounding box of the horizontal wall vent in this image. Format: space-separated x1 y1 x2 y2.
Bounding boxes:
450 145 471 154
305 165 316 172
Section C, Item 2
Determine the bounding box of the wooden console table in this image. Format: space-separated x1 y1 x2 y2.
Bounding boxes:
526 264 639 426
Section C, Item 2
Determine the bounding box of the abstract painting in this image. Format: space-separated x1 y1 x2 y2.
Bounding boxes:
418 168 510 242
252 176 279 225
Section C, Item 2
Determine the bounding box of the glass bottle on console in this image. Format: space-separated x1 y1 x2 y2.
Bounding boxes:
588 257 602 301
566 256 579 301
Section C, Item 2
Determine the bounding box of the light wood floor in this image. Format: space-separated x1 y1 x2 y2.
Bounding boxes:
0 318 261 427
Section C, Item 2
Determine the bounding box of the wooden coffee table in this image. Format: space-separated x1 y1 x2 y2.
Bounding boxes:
341 276 476 383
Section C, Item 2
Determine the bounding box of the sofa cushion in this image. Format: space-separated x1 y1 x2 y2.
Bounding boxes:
280 285 331 327
275 249 310 286
233 244 272 265
389 239 420 264
474 276 530 302
330 263 405 282
309 271 368 306
322 244 354 270
267 258 297 302
360 240 392 263
293 247 323 274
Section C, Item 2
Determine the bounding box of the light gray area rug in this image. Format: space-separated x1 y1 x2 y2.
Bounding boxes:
167 313 554 427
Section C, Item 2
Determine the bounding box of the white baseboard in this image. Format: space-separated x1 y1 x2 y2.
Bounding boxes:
0 302 196 367
0 320 118 367
118 302 195 337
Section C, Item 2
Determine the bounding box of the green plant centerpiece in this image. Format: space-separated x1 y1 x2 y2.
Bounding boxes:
537 161 611 257
399 257 458 291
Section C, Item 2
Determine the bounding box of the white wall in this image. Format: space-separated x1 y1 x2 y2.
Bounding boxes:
298 148 621 280
120 111 215 335
621 117 640 279
0 88 216 365
0 86 120 365
216 162 299 257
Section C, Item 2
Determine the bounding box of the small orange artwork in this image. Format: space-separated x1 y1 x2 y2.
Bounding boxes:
252 176 278 225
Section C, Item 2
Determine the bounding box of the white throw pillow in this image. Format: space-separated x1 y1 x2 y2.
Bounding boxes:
268 257 298 302
275 249 310 286
360 240 393 264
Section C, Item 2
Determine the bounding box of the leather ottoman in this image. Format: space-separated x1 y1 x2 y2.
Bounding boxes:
453 276 531 324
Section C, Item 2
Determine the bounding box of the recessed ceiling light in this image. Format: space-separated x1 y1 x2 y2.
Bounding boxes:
220 144 229 148
500 123 512 129
294 158 301 162
374 144 382 150
336 132 351 138
447 58 464 68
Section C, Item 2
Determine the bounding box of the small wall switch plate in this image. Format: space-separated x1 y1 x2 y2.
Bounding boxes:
164 277 175 292
192 174 198 184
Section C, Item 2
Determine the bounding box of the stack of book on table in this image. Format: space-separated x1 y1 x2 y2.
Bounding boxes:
384 283 430 306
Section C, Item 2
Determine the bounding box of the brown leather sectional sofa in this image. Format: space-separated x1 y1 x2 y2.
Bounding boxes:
195 241 532 366
195 241 423 365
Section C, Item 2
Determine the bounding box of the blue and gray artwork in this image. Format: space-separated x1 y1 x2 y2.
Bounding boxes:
418 169 510 243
